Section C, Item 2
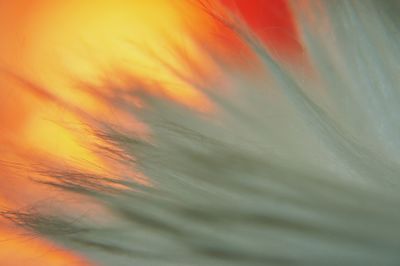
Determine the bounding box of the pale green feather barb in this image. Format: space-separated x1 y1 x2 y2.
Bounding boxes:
4 0 400 265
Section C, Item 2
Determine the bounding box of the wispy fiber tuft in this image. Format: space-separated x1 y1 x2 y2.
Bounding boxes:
3 1 400 265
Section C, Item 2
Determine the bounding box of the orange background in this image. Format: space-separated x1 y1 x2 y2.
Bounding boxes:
0 1 298 265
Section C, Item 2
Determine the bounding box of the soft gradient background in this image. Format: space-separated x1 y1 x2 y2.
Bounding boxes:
0 1 299 265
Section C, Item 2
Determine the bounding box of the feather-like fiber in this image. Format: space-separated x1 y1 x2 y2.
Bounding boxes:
4 1 400 265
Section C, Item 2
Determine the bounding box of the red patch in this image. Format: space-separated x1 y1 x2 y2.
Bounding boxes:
221 0 302 60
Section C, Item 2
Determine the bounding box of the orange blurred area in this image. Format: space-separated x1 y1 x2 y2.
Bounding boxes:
0 1 214 264
1 0 214 164
0 0 298 265
0 227 92 266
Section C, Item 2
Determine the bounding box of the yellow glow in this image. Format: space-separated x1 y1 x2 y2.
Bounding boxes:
23 112 100 169
0 0 213 171
0 1 215 265
27 0 211 108
18 0 213 172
